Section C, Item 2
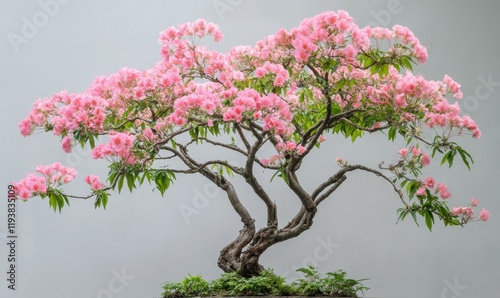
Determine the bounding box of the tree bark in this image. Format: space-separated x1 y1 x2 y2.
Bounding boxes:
218 207 318 277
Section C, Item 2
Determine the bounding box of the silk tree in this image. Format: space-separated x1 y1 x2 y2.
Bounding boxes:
15 11 488 277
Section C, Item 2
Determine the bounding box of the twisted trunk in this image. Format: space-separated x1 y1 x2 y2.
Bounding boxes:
218 207 318 277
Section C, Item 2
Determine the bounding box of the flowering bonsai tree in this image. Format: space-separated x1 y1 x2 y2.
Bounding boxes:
15 10 489 277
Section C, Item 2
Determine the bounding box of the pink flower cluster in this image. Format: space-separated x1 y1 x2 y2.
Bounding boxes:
452 198 490 222
19 91 107 138
13 174 46 200
13 162 77 200
275 141 307 155
415 177 451 199
398 146 430 167
84 175 105 191
425 98 481 138
158 18 223 68
254 62 290 87
289 10 368 63
92 131 137 164
261 140 307 166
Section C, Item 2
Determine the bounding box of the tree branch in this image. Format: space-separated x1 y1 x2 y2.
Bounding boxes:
340 117 390 132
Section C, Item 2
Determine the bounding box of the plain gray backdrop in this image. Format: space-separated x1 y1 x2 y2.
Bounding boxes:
1 1 499 298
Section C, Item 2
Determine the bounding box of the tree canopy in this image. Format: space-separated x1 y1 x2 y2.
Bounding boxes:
14 10 489 276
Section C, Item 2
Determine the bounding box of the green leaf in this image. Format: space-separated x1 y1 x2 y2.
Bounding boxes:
388 126 396 141
440 151 453 167
117 174 125 193
456 146 473 170
107 171 117 185
410 211 419 226
154 171 173 196
140 171 150 185
62 194 70 206
270 170 280 183
406 181 419 198
425 211 434 231
101 192 109 209
126 173 136 193
162 174 170 190
295 266 314 276
88 134 96 149
447 150 455 167
378 64 389 77
122 106 135 119
322 58 339 73
49 193 57 212
397 209 408 222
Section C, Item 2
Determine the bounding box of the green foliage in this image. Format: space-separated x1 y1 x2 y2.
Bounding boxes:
292 266 370 297
94 191 109 209
41 189 70 213
397 190 462 231
107 163 176 198
210 270 294 296
162 274 210 298
161 267 369 298
431 136 474 170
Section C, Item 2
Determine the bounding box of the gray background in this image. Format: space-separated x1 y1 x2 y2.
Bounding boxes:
1 1 499 298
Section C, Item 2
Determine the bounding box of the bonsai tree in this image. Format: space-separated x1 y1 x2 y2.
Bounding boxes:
14 10 489 278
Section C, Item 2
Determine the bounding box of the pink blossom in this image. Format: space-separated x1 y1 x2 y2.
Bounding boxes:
61 136 72 153
141 127 157 142
19 119 33 136
274 74 286 87
471 197 480 207
462 207 474 219
84 175 105 191
109 134 127 152
319 135 326 143
394 94 407 108
479 208 490 221
424 177 435 188
415 186 427 196
286 141 297 151
17 187 33 200
275 142 286 151
437 182 451 199
296 145 306 155
411 146 422 157
91 132 136 162
472 129 482 138
12 163 81 200
398 148 409 157
421 154 430 166
451 207 462 216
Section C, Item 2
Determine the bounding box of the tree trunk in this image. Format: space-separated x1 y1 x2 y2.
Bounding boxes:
217 225 279 277
238 226 277 277
218 217 316 278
